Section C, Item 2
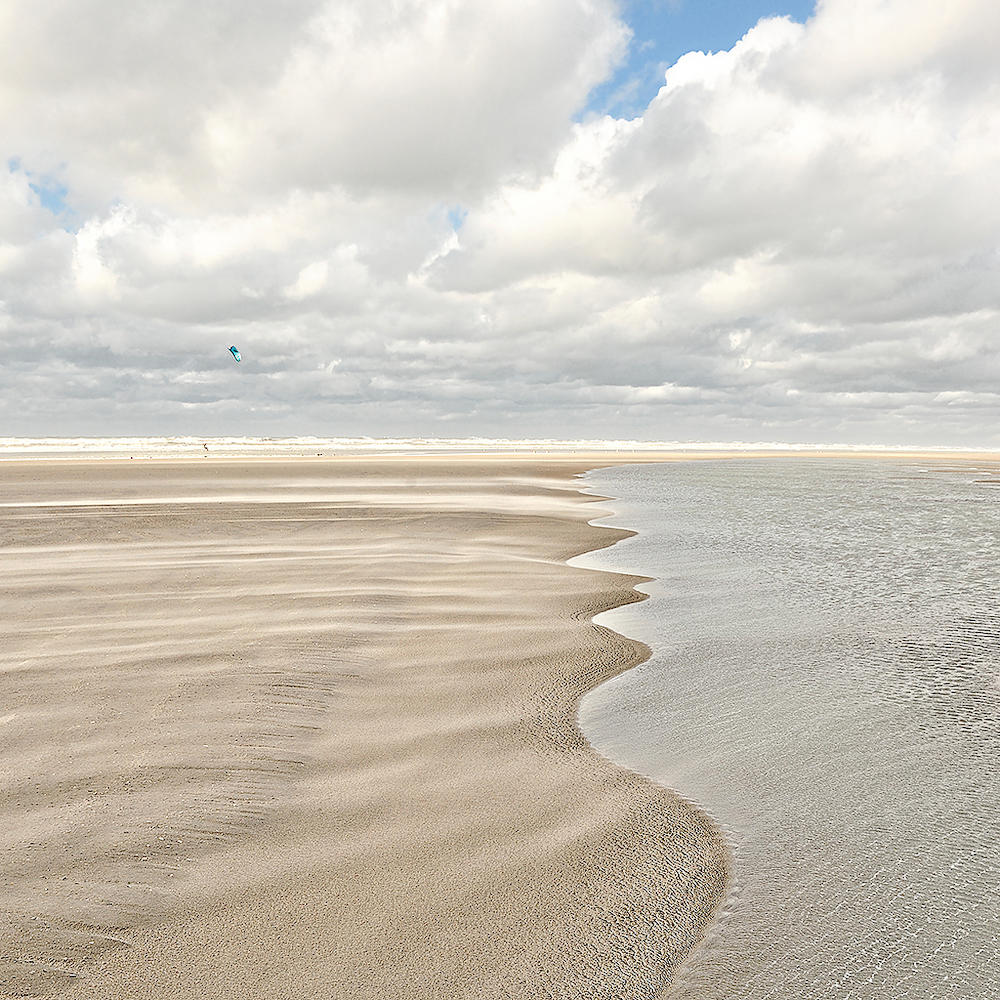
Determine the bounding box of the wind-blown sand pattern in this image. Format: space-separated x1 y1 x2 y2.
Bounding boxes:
0 457 727 1000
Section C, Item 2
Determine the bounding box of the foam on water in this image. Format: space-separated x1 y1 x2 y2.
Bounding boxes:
0 437 982 460
576 458 1000 999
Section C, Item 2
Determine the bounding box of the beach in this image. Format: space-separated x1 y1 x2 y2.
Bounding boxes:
1 456 729 999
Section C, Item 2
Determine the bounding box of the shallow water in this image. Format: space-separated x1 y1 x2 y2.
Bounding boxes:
576 459 1000 999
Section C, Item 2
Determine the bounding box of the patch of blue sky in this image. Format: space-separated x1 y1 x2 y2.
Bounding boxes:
8 157 78 230
446 205 468 232
585 0 817 119
29 177 70 216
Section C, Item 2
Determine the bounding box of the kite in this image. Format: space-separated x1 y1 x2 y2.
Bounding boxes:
229 346 242 363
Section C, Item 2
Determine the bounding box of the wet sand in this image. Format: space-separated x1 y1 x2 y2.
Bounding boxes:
1 456 728 1000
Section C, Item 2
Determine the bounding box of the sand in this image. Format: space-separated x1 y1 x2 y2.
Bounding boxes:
0 456 731 999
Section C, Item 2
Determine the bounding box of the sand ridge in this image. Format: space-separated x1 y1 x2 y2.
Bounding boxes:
0 457 729 999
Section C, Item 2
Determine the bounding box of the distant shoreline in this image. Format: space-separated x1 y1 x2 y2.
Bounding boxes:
2 436 998 463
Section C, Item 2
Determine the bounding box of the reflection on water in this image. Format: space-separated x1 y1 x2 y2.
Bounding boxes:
576 459 1000 999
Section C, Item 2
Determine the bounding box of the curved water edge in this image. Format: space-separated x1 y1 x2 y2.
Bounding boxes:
571 458 1000 999
569 473 738 992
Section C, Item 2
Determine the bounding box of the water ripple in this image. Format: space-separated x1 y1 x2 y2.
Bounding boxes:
578 459 1000 999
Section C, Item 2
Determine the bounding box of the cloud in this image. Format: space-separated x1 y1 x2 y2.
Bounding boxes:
1 0 626 211
285 261 330 301
1 0 999 445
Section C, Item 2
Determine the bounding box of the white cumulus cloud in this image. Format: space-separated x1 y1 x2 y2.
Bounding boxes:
1 0 999 445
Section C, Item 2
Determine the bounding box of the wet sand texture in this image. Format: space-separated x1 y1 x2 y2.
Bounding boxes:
0 458 728 1000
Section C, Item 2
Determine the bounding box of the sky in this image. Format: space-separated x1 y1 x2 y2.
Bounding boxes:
2 0 1000 446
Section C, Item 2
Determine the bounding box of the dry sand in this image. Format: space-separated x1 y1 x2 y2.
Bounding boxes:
0 456 732 999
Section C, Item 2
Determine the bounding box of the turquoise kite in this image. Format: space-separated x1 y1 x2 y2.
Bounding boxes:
229 345 242 363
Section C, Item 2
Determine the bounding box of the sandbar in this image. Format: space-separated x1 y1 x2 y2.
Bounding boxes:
1 456 730 999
